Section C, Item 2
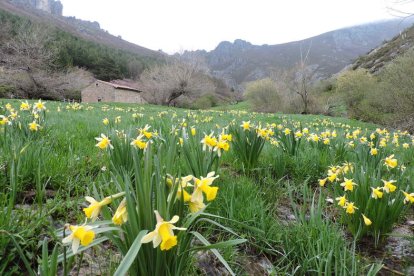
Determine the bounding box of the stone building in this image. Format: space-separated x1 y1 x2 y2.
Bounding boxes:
81 80 147 104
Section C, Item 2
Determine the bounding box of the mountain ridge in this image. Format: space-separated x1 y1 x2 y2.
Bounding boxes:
182 19 414 89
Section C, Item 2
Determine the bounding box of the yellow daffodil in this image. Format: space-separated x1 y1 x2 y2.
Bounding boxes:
83 196 113 221
241 121 250 131
402 191 414 204
20 101 30 111
112 198 128 225
201 132 218 151
327 172 337 182
34 100 46 112
221 133 232 142
283 128 291 135
141 211 186 251
362 214 372 226
214 137 230 157
130 135 148 150
319 178 327 187
28 121 40 131
336 195 347 207
370 148 378 156
344 202 358 214
103 118 109 125
384 154 398 169
192 172 219 202
371 187 383 199
62 224 96 254
382 179 397 193
0 115 10 126
188 198 206 213
340 178 357 192
95 134 113 150
191 127 196 136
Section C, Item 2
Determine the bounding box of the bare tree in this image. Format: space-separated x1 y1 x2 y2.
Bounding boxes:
288 43 318 114
140 57 215 106
5 22 56 69
386 0 414 17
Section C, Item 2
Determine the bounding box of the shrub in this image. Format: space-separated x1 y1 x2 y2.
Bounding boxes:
244 78 283 113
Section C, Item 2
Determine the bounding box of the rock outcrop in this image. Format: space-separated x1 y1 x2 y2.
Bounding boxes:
9 0 62 15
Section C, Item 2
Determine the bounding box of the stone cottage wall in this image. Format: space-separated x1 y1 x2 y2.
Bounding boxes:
115 90 146 104
81 82 146 103
81 82 115 102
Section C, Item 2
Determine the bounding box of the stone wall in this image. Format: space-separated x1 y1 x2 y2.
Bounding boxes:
81 81 146 104
115 90 146 104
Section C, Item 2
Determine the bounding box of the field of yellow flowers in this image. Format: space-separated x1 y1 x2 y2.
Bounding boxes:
0 100 413 275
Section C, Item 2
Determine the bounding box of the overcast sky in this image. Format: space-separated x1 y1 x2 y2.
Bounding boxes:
59 0 413 54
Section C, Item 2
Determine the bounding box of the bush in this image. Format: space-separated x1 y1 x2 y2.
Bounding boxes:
191 94 219 109
0 85 15 98
244 78 283 113
335 69 383 122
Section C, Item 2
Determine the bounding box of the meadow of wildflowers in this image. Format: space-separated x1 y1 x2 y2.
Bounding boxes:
0 100 413 275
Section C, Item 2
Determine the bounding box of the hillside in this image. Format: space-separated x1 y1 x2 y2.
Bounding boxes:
0 0 164 59
352 22 414 73
183 19 414 88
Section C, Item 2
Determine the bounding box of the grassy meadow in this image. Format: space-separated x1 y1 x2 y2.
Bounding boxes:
1 100 413 275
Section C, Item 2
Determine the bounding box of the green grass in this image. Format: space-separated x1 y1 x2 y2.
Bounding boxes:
1 99 413 275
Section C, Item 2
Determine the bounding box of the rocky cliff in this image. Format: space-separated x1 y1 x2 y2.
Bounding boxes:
8 0 62 15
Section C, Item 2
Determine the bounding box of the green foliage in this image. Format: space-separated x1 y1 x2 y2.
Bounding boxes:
52 30 154 80
190 94 220 109
278 185 382 275
229 122 267 173
245 78 282 113
0 85 15 98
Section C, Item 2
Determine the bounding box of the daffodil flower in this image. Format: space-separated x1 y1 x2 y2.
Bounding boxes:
141 211 186 251
344 202 358 214
130 134 148 150
403 191 414 204
371 187 383 199
201 132 217 151
112 198 128 225
382 179 397 193
33 100 46 112
319 178 327 187
384 154 398 169
95 134 113 150
336 195 347 207
340 178 357 192
241 121 250 131
28 121 40 131
84 192 125 222
20 101 30 111
62 224 96 254
192 172 219 202
362 214 372 226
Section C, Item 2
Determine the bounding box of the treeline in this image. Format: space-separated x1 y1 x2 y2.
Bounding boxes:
53 31 158 80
